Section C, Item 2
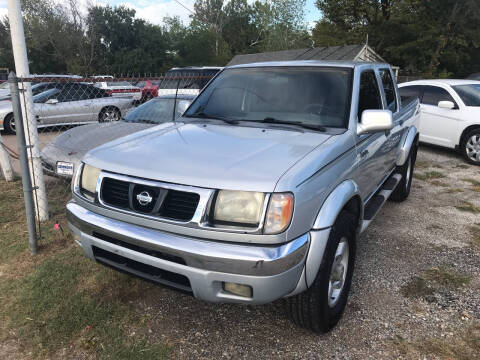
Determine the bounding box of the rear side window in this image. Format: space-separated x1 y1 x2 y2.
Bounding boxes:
422 86 456 106
358 70 382 120
398 85 423 103
379 69 397 112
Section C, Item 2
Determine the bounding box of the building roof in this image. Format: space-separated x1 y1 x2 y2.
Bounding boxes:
227 45 385 66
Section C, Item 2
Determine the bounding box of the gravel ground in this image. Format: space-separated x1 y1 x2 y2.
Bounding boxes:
131 145 480 359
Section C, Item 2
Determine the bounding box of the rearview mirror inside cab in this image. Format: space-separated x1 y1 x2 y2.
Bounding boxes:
357 110 393 136
438 100 455 109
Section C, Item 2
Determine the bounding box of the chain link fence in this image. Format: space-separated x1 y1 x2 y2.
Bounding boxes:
1 70 219 247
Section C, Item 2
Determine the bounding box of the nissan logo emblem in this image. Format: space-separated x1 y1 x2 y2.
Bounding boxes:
136 191 153 206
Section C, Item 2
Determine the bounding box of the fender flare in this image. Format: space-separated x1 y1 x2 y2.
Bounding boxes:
312 179 362 230
396 126 419 166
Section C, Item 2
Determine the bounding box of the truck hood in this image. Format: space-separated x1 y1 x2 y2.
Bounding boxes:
84 122 332 192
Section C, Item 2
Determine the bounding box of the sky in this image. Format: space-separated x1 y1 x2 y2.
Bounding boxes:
0 0 321 28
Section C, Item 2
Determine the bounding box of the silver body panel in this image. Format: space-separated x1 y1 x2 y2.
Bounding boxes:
0 96 133 131
68 61 419 304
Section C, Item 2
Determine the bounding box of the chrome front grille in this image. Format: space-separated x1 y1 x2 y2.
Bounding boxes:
100 176 200 222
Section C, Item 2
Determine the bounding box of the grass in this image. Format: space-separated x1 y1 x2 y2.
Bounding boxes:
469 224 480 251
413 170 446 181
0 179 170 359
462 178 480 192
401 266 471 300
455 200 480 214
392 322 480 360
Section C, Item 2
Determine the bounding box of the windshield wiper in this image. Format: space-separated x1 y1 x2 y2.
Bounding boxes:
184 111 239 125
251 117 327 132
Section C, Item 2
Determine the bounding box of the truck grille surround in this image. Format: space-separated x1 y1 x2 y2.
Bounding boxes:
101 177 200 222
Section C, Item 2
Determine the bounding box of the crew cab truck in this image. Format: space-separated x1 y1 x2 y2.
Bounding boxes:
67 61 420 332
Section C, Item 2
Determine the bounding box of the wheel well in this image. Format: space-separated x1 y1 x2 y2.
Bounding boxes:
99 106 121 119
342 195 362 233
459 125 480 146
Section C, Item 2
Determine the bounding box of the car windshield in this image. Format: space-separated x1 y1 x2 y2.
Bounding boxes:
33 88 60 103
184 66 353 128
123 98 192 124
452 84 480 106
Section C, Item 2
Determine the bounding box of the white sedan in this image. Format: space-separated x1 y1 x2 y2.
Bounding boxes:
399 80 480 165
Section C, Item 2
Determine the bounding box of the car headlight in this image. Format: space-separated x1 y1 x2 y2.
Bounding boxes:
213 190 265 227
80 163 101 200
264 193 294 234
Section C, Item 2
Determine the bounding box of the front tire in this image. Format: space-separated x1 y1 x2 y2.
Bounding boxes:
99 107 120 123
3 113 15 134
285 211 356 333
390 143 417 202
461 128 480 165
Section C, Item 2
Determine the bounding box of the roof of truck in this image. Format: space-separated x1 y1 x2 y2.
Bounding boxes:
399 79 480 87
228 60 390 69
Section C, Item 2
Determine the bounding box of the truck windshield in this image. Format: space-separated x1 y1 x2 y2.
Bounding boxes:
453 84 480 106
184 66 352 128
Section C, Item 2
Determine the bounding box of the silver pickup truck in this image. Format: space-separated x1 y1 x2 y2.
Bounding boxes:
66 61 420 333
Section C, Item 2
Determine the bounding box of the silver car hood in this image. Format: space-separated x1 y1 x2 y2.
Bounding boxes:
41 122 152 169
84 122 332 192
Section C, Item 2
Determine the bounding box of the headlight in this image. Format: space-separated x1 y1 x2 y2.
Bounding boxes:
213 190 265 227
80 163 101 200
264 193 294 234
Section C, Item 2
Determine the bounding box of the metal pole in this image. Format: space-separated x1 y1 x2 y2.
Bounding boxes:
0 132 14 181
8 0 49 221
9 72 37 254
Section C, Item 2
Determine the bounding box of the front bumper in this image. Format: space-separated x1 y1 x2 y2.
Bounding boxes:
66 201 311 304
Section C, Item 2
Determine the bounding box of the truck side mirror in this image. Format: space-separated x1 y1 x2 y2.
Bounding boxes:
438 100 455 109
357 110 393 136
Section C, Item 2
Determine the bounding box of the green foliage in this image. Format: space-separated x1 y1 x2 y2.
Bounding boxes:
313 0 480 77
0 0 310 74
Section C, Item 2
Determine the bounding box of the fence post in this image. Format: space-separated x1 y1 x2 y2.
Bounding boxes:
9 72 38 254
0 132 14 181
8 0 49 221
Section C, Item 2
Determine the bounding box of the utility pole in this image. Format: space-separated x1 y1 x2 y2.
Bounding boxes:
8 0 49 221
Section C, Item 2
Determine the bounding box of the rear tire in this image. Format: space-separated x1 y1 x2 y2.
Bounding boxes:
461 128 480 165
3 113 15 134
99 107 120 123
285 211 356 333
390 143 417 202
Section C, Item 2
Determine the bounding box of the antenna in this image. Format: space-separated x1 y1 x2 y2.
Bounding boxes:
366 34 369 46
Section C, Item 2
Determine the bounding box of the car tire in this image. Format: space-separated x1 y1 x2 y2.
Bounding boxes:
461 128 480 165
3 113 15 134
390 143 418 202
99 107 120 123
143 93 153 103
285 211 356 333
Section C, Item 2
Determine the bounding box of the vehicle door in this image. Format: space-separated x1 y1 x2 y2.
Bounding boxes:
378 68 406 167
34 87 64 126
43 84 92 125
417 85 460 148
354 68 392 200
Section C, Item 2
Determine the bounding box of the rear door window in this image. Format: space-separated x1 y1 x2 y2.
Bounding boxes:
358 70 382 120
379 69 397 112
398 85 423 103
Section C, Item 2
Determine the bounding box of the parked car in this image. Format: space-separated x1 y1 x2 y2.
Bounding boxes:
134 80 160 102
0 81 9 98
41 94 195 177
94 80 142 101
157 66 222 96
67 61 420 332
399 80 480 164
0 83 133 134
